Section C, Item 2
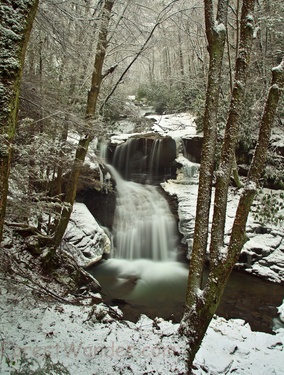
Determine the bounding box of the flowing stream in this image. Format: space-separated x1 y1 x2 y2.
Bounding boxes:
89 142 283 334
107 165 177 261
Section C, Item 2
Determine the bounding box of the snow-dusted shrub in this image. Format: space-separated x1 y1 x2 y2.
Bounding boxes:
253 190 284 226
10 353 70 375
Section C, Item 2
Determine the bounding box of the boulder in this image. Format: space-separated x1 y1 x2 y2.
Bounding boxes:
63 203 111 268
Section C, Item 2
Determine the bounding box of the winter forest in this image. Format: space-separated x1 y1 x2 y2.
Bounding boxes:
0 0 284 374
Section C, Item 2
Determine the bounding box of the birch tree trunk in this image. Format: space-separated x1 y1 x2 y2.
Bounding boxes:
180 0 284 371
0 0 39 242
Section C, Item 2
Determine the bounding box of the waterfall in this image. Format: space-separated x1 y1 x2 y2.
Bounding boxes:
148 139 162 180
98 142 108 162
111 137 176 183
90 134 188 320
107 165 177 261
112 139 137 179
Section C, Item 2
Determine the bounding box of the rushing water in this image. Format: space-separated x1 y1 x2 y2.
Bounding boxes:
109 137 176 184
90 142 283 334
107 165 177 261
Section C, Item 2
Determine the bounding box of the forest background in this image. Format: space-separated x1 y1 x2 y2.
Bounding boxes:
2 0 284 239
0 0 284 372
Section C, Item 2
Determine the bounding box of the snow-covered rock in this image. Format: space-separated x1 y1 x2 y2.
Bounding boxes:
148 112 197 139
63 203 111 268
162 179 284 283
278 300 284 323
162 182 198 249
246 247 284 283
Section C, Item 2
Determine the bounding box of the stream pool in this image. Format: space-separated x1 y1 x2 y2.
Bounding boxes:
90 149 283 334
89 258 283 334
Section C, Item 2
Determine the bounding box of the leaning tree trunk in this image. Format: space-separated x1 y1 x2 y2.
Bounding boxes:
50 0 115 253
0 0 39 242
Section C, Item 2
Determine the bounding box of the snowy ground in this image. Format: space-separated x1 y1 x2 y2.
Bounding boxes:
2 112 284 374
0 277 283 375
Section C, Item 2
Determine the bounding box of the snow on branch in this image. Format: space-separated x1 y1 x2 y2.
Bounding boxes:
213 21 226 36
272 57 284 79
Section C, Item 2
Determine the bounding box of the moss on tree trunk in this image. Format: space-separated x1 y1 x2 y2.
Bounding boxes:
0 0 39 242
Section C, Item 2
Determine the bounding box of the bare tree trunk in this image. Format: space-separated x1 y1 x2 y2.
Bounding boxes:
183 0 229 309
227 57 284 262
50 0 115 253
0 0 39 242
181 56 283 374
180 1 284 372
209 0 256 271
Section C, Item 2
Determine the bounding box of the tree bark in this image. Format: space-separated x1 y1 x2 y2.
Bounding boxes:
180 0 283 368
0 0 39 242
227 57 284 266
50 0 115 252
184 0 229 309
209 0 256 269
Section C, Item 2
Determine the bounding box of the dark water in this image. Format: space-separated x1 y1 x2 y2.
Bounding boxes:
89 258 283 334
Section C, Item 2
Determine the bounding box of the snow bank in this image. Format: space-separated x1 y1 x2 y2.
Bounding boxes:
162 178 284 283
148 112 197 138
109 112 197 145
278 300 284 323
63 203 111 268
195 316 284 375
1 279 283 375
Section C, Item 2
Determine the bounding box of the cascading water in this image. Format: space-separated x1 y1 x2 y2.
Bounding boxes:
110 137 176 183
88 142 188 319
112 139 138 180
98 142 108 161
90 140 282 330
148 139 162 179
107 165 177 261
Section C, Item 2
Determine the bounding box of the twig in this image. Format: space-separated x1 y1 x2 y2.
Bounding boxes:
0 274 73 305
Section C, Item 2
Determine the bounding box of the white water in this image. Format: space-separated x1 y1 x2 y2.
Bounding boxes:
112 140 134 179
98 142 108 161
90 151 186 318
108 165 177 260
149 139 162 178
